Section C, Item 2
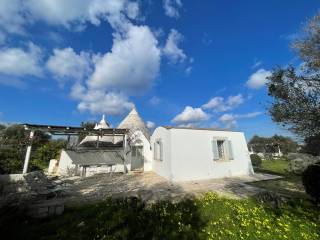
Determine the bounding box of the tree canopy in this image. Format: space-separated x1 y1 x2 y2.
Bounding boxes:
0 124 65 174
248 135 298 155
267 14 320 155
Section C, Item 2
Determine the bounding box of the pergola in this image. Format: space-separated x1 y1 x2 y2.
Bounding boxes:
22 123 129 174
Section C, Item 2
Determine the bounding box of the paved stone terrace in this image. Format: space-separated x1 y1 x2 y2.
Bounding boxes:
62 172 281 206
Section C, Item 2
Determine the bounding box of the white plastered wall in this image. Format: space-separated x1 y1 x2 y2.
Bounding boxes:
151 127 254 181
58 150 75 175
150 127 173 180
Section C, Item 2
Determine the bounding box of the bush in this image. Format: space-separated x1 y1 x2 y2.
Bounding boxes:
302 163 320 203
250 154 262 167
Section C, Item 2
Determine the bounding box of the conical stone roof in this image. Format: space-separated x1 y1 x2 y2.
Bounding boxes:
118 108 150 139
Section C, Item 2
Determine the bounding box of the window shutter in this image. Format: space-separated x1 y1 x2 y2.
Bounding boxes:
159 141 163 161
154 142 157 160
212 139 219 160
228 140 234 160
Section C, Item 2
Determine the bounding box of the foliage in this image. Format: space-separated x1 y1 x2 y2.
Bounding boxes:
0 124 51 174
267 14 320 139
248 135 298 154
302 163 320 203
0 147 25 174
300 134 320 156
1 193 319 240
250 154 262 167
31 140 67 170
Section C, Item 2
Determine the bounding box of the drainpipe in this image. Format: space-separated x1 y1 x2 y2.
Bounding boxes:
22 130 35 174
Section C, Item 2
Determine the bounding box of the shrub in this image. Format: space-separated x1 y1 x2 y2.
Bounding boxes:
302 163 320 203
250 154 262 167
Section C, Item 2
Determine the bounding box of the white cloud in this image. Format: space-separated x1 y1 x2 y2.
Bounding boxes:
146 121 155 129
246 68 271 89
202 94 244 112
251 59 262 69
238 112 262 118
71 84 134 115
0 0 140 34
149 96 161 105
0 31 6 44
68 21 157 117
0 75 26 89
219 113 237 129
163 0 182 18
46 47 93 82
163 29 186 63
0 42 42 77
226 94 244 108
185 66 192 74
0 0 26 34
88 24 161 94
172 106 209 125
219 111 262 129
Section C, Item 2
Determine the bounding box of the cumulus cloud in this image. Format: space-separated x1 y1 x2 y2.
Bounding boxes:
0 42 42 77
71 83 134 115
172 106 209 125
163 29 186 63
0 0 26 34
246 68 271 89
219 111 262 129
163 0 182 18
88 25 161 94
146 121 156 129
0 0 140 34
46 47 93 82
219 113 237 129
202 94 244 112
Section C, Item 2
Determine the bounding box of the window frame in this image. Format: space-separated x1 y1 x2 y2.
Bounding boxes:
154 138 163 161
212 137 233 162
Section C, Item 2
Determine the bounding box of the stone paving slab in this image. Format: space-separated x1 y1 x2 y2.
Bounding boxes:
62 172 282 206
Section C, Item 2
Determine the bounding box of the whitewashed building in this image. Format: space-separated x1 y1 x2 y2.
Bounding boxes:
151 126 254 181
55 108 254 181
57 108 152 176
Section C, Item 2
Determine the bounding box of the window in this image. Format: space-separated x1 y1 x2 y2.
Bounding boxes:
154 139 163 161
212 138 234 161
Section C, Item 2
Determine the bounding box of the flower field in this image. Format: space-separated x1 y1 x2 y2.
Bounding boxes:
1 192 319 240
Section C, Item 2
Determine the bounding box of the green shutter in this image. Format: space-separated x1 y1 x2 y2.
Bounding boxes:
228 140 234 160
159 141 163 161
153 142 157 160
212 139 219 160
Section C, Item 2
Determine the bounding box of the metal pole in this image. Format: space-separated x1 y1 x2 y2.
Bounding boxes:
22 130 34 174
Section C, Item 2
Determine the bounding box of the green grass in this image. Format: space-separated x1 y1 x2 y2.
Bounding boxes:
252 159 307 199
1 193 319 240
260 159 289 175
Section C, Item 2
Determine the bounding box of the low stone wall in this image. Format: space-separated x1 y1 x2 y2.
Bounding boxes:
0 173 25 183
0 171 67 218
287 153 320 174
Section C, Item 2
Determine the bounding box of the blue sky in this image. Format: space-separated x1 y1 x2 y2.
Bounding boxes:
0 0 319 140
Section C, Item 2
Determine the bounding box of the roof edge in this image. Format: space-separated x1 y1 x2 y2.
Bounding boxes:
161 126 242 132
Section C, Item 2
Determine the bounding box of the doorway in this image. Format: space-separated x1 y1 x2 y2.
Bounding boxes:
131 145 144 170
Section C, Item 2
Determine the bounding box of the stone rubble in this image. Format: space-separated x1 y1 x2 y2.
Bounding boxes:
287 153 320 174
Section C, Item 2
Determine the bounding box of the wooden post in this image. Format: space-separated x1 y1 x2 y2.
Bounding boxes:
22 130 34 174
